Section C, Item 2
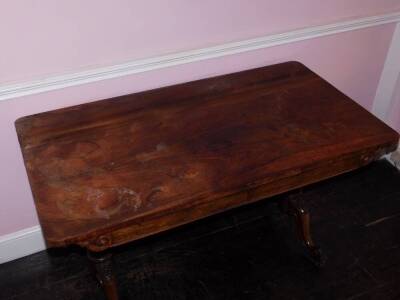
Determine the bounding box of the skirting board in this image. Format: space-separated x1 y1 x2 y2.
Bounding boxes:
0 11 400 102
0 226 45 264
1 11 400 265
387 146 400 170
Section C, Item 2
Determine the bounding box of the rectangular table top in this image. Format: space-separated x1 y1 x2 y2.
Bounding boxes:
15 62 399 251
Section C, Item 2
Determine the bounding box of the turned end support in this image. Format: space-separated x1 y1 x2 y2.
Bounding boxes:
280 193 326 267
87 250 120 300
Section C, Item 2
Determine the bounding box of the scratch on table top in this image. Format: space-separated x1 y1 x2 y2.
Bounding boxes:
365 213 400 227
136 142 169 162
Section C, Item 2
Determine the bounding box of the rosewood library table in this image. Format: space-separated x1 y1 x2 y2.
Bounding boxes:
15 62 399 300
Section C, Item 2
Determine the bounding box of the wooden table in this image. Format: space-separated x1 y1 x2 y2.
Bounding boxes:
15 62 399 300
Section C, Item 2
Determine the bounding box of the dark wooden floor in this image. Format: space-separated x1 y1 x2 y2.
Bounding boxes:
1 160 400 300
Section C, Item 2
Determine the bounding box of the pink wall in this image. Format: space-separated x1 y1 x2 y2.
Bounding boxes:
1 0 400 84
0 1 399 236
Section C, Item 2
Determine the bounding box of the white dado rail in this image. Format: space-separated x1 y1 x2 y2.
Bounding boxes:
0 12 400 102
1 11 400 264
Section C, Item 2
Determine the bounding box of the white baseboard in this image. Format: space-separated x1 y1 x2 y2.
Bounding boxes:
0 226 45 264
0 11 399 102
386 146 400 170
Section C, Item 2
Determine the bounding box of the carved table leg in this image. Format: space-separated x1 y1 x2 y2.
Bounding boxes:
280 192 326 267
87 250 120 300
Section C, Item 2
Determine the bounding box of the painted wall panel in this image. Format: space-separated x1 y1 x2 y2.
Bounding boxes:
1 1 400 84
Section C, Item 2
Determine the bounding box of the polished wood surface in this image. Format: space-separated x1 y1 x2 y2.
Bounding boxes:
15 61 399 251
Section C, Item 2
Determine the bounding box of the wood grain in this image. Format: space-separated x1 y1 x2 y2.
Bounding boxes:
15 61 399 251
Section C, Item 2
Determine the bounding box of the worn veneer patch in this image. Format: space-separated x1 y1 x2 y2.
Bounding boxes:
55 186 141 220
31 136 213 224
